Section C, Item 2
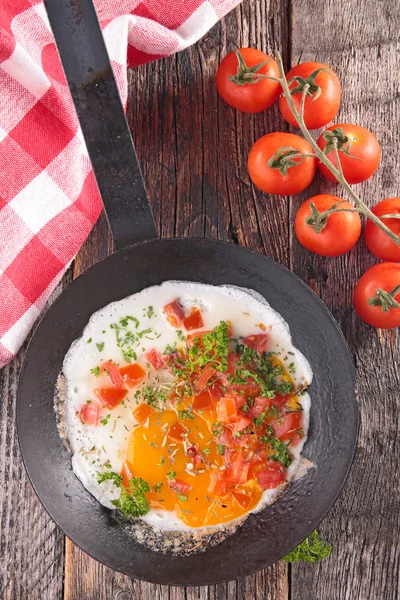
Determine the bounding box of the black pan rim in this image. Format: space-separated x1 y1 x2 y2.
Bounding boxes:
16 237 359 586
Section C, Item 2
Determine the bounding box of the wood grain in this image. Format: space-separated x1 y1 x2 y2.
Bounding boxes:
1 0 399 598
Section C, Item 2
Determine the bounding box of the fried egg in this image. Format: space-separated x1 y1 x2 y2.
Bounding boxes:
62 281 312 533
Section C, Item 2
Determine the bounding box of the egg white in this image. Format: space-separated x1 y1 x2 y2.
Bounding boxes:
63 281 313 531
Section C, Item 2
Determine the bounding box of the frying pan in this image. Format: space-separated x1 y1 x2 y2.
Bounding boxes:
16 0 359 586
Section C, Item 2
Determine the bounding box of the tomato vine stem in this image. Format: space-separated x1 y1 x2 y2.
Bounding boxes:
274 51 400 247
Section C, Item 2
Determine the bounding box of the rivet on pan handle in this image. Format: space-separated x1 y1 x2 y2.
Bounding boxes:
44 0 158 250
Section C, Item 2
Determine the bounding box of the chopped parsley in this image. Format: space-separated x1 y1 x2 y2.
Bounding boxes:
216 444 225 455
153 482 163 493
87 337 92 343
167 471 176 480
90 366 100 377
98 471 150 518
203 448 211 455
282 531 332 563
260 434 292 468
177 493 188 503
176 329 186 341
145 306 156 318
110 316 152 363
100 413 111 426
96 342 104 352
158 457 165 467
177 409 195 420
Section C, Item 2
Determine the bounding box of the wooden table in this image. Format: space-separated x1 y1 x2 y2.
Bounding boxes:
1 0 399 598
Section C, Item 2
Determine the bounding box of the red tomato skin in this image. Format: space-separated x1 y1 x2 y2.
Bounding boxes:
119 363 146 388
257 461 286 490
102 361 122 387
169 479 192 494
354 263 400 328
164 299 185 327
248 132 316 196
215 428 235 448
94 387 127 409
196 366 216 391
216 396 238 424
317 124 381 184
271 412 302 439
183 308 204 331
243 333 269 354
79 402 100 426
279 62 341 129
144 348 165 370
216 48 281 113
121 462 134 488
365 198 400 262
295 194 362 257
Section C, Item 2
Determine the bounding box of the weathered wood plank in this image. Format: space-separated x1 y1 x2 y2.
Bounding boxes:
63 0 291 598
289 1 400 599
0 278 69 600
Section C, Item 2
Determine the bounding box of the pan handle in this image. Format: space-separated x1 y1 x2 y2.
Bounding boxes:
44 0 157 250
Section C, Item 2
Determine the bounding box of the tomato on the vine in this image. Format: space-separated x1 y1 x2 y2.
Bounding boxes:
294 194 361 256
354 263 400 328
365 198 400 262
317 124 381 184
248 132 316 195
278 62 341 129
216 48 281 113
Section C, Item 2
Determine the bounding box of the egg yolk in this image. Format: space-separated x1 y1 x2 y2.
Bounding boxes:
126 400 263 528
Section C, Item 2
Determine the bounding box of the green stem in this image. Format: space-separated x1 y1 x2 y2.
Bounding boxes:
274 51 400 248
368 285 400 312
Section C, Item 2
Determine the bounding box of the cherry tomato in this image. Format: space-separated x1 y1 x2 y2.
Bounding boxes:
216 48 280 113
278 62 341 129
295 194 362 256
317 124 381 184
365 198 400 262
248 132 316 195
354 263 400 328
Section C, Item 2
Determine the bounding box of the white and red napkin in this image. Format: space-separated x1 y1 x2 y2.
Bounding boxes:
0 0 241 368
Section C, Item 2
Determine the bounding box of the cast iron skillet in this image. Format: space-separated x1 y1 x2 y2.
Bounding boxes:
17 0 359 586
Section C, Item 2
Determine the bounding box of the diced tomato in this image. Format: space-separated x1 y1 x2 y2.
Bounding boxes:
193 390 213 410
121 461 134 488
79 402 100 426
168 421 187 442
257 461 286 490
280 428 304 447
164 299 185 327
249 396 273 419
232 490 253 509
231 415 252 434
215 428 235 448
271 412 302 439
243 333 269 354
216 396 238 424
183 308 204 331
169 479 192 493
144 348 165 370
233 395 246 409
187 445 202 467
208 470 229 497
101 361 122 387
250 447 267 469
186 330 211 347
235 433 251 448
94 387 127 409
196 365 216 391
132 402 154 423
119 363 146 388
226 452 249 484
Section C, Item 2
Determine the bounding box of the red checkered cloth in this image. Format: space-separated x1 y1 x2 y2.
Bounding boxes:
0 0 241 368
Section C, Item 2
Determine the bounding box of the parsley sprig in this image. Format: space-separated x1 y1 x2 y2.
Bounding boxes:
282 531 332 563
98 471 150 518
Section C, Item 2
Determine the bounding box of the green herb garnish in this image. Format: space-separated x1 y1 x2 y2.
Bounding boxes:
282 531 332 563
153 482 163 492
100 413 111 426
216 444 225 455
90 366 100 377
98 471 150 518
96 342 105 352
167 471 176 480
